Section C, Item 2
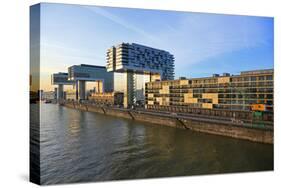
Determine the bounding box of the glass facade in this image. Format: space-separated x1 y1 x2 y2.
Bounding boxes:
68 64 114 93
106 43 175 80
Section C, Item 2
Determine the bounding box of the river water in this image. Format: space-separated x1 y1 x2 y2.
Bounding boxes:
35 104 273 184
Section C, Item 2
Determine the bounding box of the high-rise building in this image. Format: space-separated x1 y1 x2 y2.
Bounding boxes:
106 43 174 80
106 43 175 107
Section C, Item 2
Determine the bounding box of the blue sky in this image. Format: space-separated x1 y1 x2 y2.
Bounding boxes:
39 3 273 90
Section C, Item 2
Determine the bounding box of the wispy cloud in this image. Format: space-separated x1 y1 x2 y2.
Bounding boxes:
41 41 104 62
38 4 273 90
156 13 272 67
84 6 160 44
40 41 105 73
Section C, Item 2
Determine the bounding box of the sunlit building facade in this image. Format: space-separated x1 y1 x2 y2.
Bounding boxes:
145 69 274 112
113 73 151 107
88 92 124 106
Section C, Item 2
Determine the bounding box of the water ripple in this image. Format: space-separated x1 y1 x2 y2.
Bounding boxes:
36 104 273 185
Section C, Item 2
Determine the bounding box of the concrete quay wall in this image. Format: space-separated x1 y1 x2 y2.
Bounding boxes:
180 119 273 144
61 102 273 144
131 112 179 128
104 108 132 119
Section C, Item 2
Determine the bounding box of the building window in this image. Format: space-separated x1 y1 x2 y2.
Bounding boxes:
251 77 257 81
266 75 273 80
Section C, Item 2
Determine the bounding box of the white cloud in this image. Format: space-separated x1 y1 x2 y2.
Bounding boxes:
84 6 160 44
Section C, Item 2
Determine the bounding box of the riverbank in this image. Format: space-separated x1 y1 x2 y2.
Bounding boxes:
37 103 273 184
61 101 273 144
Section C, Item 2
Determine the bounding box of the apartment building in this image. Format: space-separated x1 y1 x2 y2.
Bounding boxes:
145 69 273 112
88 92 124 106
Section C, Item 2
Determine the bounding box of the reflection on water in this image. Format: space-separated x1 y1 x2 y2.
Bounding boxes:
37 104 273 185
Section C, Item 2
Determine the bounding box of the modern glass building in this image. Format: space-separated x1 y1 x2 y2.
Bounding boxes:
113 72 150 107
51 72 69 84
52 64 114 101
106 43 175 107
67 64 114 100
51 72 74 100
106 43 174 80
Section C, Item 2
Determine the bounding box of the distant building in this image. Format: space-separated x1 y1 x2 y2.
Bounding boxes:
52 65 114 101
42 91 56 100
51 72 74 101
145 69 273 112
106 43 174 107
51 72 71 84
68 64 114 94
88 92 124 106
